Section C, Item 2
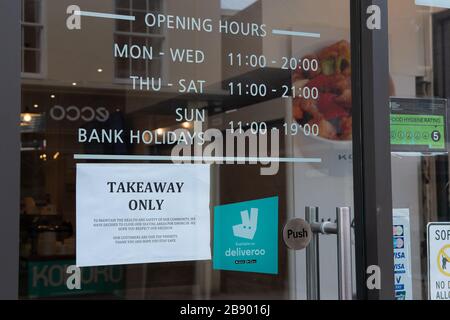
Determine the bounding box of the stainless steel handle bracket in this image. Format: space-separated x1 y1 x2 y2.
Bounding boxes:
304 206 353 300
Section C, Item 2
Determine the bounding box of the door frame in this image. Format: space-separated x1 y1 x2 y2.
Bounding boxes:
0 0 21 300
351 0 395 300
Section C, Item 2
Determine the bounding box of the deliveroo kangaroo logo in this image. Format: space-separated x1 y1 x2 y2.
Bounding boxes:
213 197 278 274
233 208 258 240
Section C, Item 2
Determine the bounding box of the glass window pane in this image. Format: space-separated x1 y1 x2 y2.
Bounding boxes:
23 26 40 49
147 22 161 34
132 36 146 48
24 0 40 23
132 11 147 33
116 10 131 32
23 50 40 73
130 37 146 77
115 0 130 10
147 0 161 12
132 58 147 78
18 0 360 301
148 59 161 78
114 35 131 78
147 37 162 54
116 58 130 79
389 0 450 301
132 0 147 11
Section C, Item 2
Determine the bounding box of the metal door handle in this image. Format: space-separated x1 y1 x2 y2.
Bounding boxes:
305 207 320 300
305 206 353 300
336 207 353 300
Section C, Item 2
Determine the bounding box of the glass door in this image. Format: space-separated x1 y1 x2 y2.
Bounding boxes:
387 0 450 300
18 0 355 300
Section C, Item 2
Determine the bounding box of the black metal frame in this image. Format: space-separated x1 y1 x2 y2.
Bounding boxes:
0 0 21 300
351 0 394 300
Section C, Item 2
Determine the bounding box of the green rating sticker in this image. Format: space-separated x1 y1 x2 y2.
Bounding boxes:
390 114 445 150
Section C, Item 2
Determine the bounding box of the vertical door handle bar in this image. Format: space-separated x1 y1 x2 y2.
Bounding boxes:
305 207 320 300
336 207 353 300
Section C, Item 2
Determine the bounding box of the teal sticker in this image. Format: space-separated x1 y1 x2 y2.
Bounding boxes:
213 196 278 275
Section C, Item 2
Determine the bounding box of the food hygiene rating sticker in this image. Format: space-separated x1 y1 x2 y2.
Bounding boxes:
213 197 278 275
428 223 450 300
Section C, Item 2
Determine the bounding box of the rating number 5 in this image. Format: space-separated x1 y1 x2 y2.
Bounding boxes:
432 130 441 142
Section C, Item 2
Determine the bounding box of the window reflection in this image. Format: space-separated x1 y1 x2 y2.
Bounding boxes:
389 0 450 300
19 0 353 300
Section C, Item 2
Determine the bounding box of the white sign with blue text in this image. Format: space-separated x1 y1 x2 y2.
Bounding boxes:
393 209 413 300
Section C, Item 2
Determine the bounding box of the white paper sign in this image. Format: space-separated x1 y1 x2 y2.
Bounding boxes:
393 209 413 300
428 223 450 300
76 163 211 267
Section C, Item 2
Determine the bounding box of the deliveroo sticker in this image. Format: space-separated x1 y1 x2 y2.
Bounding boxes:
213 196 278 275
